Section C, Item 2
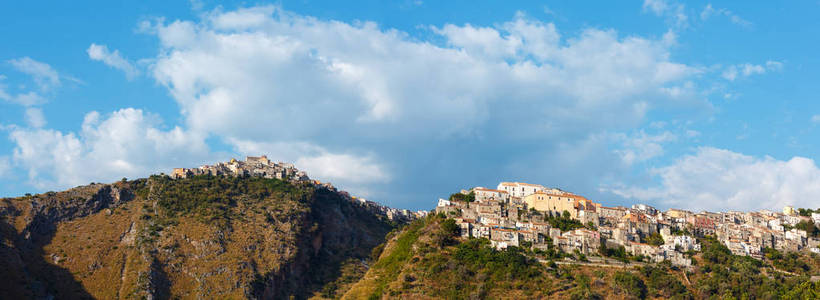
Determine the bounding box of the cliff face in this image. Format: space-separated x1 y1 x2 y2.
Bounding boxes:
0 176 397 299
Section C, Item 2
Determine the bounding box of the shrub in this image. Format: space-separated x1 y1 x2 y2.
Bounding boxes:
613 271 646 299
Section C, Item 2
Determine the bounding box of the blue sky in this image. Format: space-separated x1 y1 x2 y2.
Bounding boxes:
2 0 820 212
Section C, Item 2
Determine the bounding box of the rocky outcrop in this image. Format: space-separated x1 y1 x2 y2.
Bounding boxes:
252 188 395 299
23 184 135 239
0 182 138 299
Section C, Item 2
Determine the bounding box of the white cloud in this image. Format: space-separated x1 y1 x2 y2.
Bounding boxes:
643 0 688 29
614 130 678 165
149 6 699 141
140 5 707 205
227 138 389 197
87 43 140 79
9 91 48 106
8 57 61 91
0 156 9 178
643 0 670 15
722 61 783 81
700 4 752 27
607 147 820 211
9 108 212 189
296 154 389 184
812 115 820 124
685 129 700 138
24 107 46 128
7 6 713 207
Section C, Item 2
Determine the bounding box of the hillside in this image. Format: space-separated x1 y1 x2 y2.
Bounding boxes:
0 175 400 299
345 214 820 299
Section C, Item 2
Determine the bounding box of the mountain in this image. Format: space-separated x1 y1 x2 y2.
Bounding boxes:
0 175 407 299
4 160 820 300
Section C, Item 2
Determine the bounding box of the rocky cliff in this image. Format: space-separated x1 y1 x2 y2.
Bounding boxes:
0 175 399 299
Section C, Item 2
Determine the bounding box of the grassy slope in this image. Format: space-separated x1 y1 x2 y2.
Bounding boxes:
345 215 820 300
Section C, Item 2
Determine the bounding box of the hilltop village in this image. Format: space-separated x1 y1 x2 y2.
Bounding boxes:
436 182 820 267
172 155 427 222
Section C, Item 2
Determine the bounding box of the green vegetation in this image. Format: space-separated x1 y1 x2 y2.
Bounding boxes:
448 191 475 202
797 208 820 217
415 237 552 299
670 227 692 236
546 211 585 232
365 218 425 299
639 263 690 299
347 215 555 299
691 235 818 298
795 219 820 237
612 271 646 299
644 232 665 246
598 244 629 263
763 247 810 273
350 213 820 299
148 175 312 227
568 274 601 300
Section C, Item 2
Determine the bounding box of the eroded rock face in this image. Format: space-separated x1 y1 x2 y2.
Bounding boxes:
0 182 139 299
0 178 401 300
24 184 135 238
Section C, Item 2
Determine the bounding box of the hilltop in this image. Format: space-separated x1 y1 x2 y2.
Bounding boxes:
0 156 419 299
343 182 820 299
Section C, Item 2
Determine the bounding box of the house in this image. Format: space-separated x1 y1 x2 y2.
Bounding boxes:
690 216 716 237
496 182 547 198
524 191 595 219
473 187 510 203
632 204 659 216
599 206 628 223
672 235 700 251
783 206 796 216
666 208 693 219
490 228 520 249
454 218 475 238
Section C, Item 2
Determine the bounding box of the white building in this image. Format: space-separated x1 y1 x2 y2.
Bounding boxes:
473 187 510 202
437 198 451 207
673 235 701 251
496 182 547 198
811 213 820 224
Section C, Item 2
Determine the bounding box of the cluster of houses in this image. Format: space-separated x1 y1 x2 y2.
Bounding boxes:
172 155 310 182
171 155 427 222
436 182 820 267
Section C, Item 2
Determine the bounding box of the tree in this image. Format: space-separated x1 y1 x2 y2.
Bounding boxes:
645 232 665 246
795 220 820 237
613 271 647 299
448 191 475 202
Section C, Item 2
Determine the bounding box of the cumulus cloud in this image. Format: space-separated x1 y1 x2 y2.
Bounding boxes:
228 138 390 189
9 108 212 189
722 61 783 81
8 57 62 91
135 5 708 206
24 107 46 128
614 130 678 166
7 6 713 207
87 43 140 79
607 147 820 212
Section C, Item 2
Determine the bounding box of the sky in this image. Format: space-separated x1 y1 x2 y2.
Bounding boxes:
2 0 820 212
